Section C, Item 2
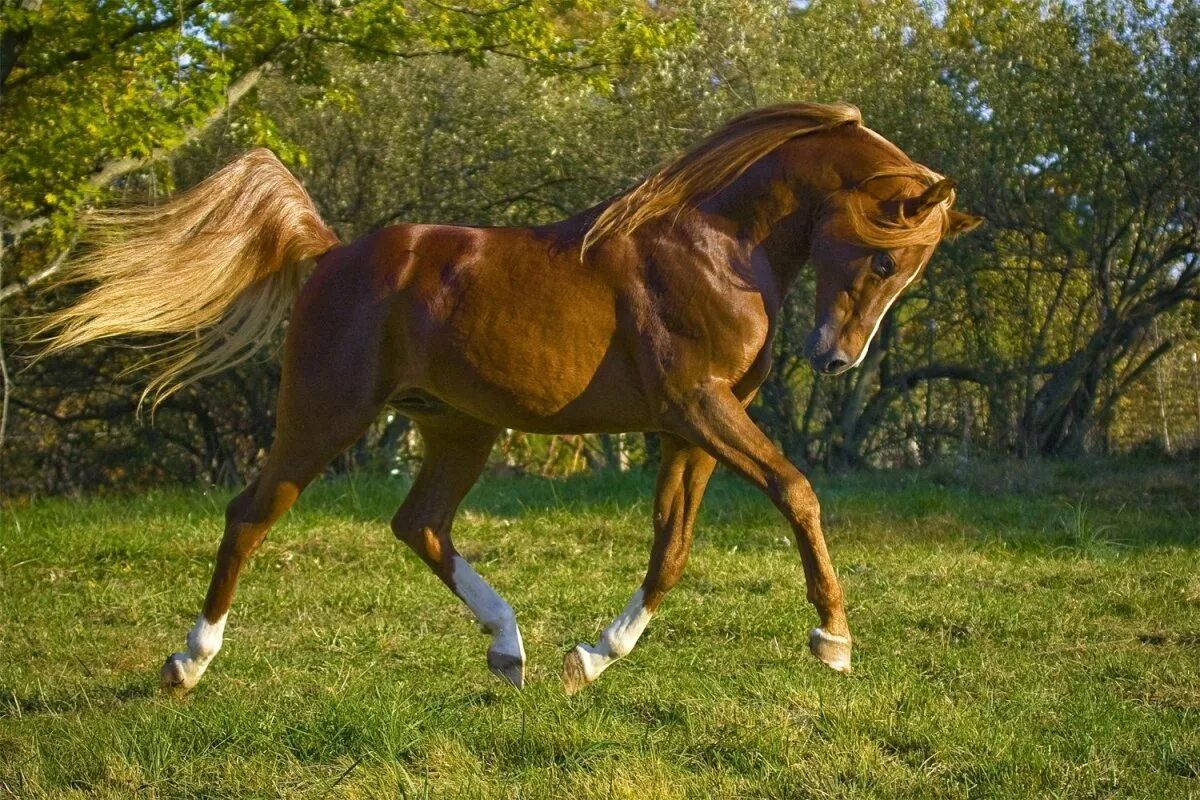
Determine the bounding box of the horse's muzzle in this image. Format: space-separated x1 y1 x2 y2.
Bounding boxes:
804 325 853 375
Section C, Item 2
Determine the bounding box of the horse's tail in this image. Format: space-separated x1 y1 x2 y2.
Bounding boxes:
34 148 339 408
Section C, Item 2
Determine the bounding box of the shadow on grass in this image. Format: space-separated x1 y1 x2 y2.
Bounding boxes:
13 457 1192 552
292 456 1198 551
0 680 155 720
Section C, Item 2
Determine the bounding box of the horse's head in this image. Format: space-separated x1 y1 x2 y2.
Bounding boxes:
804 170 982 375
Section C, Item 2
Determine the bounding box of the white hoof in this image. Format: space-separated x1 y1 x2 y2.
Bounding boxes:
562 646 592 696
160 652 206 693
161 613 225 693
809 627 853 673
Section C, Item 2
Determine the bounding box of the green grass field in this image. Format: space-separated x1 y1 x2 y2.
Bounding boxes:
2 459 1198 798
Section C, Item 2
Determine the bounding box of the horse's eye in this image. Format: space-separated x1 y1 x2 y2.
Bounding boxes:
872 253 896 278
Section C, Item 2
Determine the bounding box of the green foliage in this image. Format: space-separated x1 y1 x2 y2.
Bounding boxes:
0 1 679 245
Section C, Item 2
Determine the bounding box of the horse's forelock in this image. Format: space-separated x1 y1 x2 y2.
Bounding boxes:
842 166 954 250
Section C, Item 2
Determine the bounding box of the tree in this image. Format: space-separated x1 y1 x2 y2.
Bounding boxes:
0 0 677 294
3 0 1196 495
938 0 1200 455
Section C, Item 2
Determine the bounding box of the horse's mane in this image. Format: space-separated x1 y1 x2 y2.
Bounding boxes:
582 102 953 253
582 102 862 252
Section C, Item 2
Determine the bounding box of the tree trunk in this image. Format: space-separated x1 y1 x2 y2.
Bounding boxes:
1022 289 1193 455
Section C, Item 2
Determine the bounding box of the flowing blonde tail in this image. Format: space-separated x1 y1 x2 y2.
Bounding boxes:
34 149 338 408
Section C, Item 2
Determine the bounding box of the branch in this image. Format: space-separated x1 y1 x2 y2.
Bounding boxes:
882 363 1000 392
302 34 498 60
478 177 575 215
1 214 48 244
1115 339 1172 397
0 4 36 90
86 60 270 188
423 0 534 18
6 393 136 425
1093 338 1174 426
306 33 634 75
365 203 416 233
0 238 75 304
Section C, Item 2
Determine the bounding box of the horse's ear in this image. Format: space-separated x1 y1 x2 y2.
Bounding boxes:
946 209 984 237
902 178 956 219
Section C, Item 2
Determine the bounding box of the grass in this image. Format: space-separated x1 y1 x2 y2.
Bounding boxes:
1 458 1198 798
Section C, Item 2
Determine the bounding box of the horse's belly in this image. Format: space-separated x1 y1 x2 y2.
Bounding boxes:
418 316 650 432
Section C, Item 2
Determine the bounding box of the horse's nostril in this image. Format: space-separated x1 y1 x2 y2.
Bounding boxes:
825 357 848 373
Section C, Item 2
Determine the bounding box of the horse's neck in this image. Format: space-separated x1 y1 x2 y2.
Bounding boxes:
550 138 846 291
696 154 824 293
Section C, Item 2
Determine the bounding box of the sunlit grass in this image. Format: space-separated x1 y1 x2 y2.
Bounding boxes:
1 459 1197 798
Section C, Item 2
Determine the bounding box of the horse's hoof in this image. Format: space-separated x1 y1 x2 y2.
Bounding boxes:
809 627 852 673
562 647 590 696
159 653 199 694
487 649 525 689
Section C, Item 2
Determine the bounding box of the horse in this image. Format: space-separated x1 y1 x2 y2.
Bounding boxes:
37 102 982 694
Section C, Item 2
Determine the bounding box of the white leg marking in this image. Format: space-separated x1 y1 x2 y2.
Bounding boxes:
450 555 524 661
162 613 226 689
572 588 653 682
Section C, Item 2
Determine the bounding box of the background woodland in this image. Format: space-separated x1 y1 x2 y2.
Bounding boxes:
2 0 1197 495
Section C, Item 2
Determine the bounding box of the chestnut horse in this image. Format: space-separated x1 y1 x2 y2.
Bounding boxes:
39 103 981 694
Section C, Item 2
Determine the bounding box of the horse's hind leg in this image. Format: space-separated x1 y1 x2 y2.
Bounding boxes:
161 383 385 692
388 416 526 687
562 434 716 694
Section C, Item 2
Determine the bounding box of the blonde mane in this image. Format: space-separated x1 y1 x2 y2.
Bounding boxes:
582 102 863 253
582 102 955 254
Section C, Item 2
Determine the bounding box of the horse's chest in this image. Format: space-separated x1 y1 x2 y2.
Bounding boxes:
734 338 775 397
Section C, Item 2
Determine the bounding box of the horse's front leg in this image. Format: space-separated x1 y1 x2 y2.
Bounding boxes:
563 434 716 694
665 382 852 672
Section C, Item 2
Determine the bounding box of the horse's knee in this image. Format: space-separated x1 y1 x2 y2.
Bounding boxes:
771 472 820 523
223 485 258 527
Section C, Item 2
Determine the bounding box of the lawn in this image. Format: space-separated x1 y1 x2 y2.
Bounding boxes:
1 459 1198 798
